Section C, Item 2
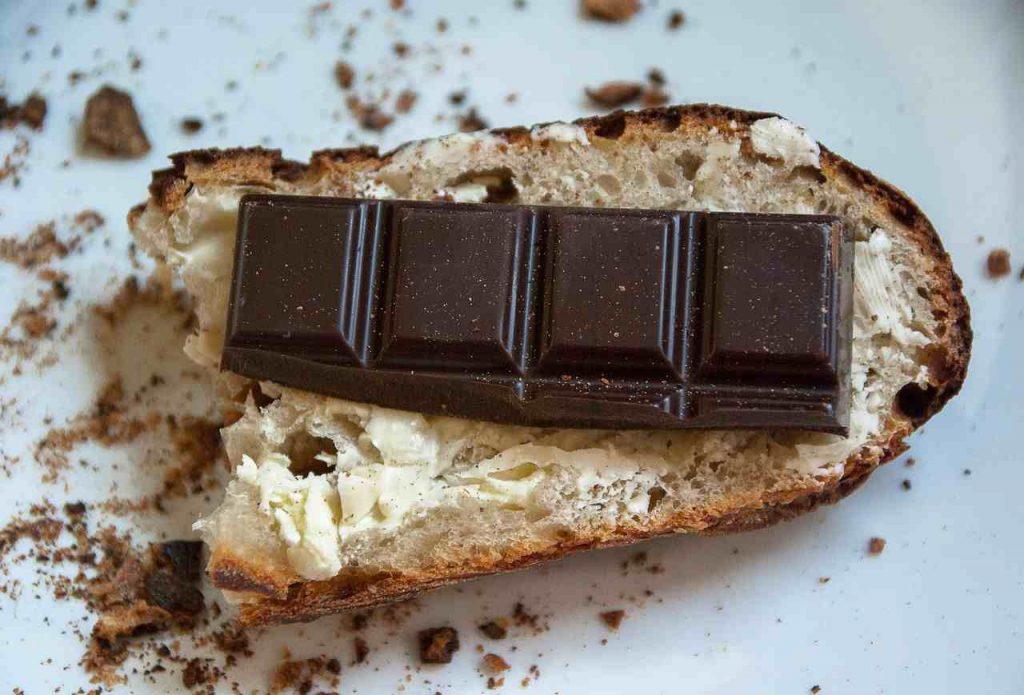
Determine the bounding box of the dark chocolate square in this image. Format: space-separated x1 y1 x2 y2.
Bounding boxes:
228 196 363 363
699 214 840 381
535 210 685 380
376 205 532 373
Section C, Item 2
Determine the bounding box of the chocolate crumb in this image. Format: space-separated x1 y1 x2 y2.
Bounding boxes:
334 61 355 90
599 609 626 630
346 95 393 131
868 537 886 556
353 636 369 664
0 92 47 130
986 248 1011 278
667 9 686 29
583 0 639 22
457 107 488 133
395 89 417 114
479 619 508 640
182 658 209 687
448 90 466 106
419 626 460 664
901 479 912 491
586 81 644 108
180 117 203 134
811 686 822 694
393 41 410 58
82 85 151 157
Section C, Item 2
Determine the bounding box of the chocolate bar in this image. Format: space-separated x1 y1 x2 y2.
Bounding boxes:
223 195 852 433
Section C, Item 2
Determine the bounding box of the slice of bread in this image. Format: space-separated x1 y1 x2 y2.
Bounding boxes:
129 105 970 626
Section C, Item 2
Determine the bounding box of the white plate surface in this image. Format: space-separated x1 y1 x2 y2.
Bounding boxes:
0 0 1021 693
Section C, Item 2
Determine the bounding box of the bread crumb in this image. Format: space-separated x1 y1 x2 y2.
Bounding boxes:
599 609 626 630
334 61 355 89
811 686 822 694
418 626 460 664
868 537 886 556
479 619 508 640
667 9 686 30
0 92 47 130
457 107 488 133
180 117 203 134
586 81 644 108
395 89 418 114
901 479 912 491
818 576 830 584
583 0 639 22
83 85 150 157
986 248 1011 278
346 95 393 131
482 653 510 672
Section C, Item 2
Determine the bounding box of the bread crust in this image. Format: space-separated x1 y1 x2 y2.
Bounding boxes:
131 104 971 625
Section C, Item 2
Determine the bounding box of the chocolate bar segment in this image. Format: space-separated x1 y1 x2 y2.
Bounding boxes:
223 195 852 434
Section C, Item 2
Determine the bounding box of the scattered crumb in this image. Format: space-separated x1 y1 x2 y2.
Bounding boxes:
868 537 886 556
353 636 370 664
811 686 822 694
904 457 916 467
986 248 1011 278
334 61 355 90
482 653 510 672
901 479 912 491
487 676 505 689
269 655 340 694
818 576 830 584
0 92 48 130
180 117 203 134
419 626 460 664
346 95 393 131
599 609 626 631
82 85 151 157
479 619 509 640
457 107 488 133
667 9 686 30
586 81 644 108
582 0 639 22
395 89 418 114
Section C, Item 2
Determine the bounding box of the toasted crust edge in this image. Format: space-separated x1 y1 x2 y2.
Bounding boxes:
131 104 971 625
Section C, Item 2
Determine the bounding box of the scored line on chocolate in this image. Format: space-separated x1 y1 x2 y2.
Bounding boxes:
224 195 852 433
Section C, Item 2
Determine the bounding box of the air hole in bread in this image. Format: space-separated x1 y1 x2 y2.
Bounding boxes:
446 167 520 203
647 486 666 513
674 152 703 180
894 382 938 421
655 168 677 188
378 171 412 196
787 166 827 185
285 431 337 477
595 174 622 197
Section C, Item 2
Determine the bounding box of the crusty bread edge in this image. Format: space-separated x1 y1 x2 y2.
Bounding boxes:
129 104 971 625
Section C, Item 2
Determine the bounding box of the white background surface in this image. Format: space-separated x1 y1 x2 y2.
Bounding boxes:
1 0 1022 693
